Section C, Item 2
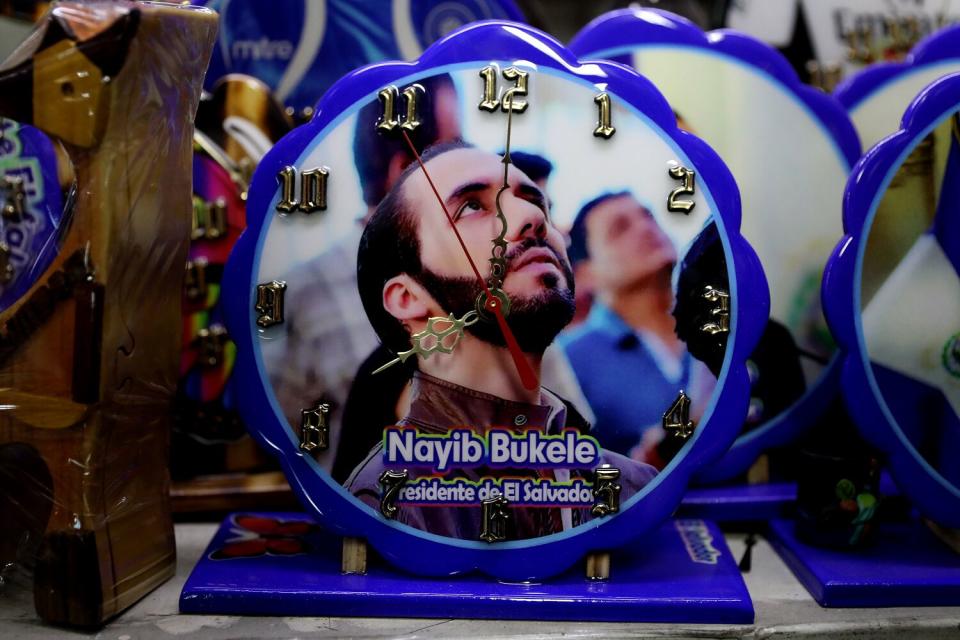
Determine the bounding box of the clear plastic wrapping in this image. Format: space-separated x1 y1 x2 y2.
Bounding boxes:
0 1 216 627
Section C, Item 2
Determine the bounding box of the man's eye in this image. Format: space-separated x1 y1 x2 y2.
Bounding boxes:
456 199 484 219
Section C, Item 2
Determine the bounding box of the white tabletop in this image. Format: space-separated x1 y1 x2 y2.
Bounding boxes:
2 524 960 639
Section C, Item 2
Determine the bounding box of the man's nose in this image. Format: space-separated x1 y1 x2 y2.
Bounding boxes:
504 194 546 241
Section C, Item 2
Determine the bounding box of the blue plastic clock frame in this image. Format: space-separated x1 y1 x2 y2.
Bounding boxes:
568 8 862 483
822 71 960 529
835 23 960 112
223 20 769 580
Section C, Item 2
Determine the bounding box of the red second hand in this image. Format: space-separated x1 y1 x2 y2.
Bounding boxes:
400 130 538 391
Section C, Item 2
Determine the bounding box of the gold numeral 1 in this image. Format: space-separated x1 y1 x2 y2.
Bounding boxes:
377 84 422 134
593 92 615 139
276 166 330 214
478 65 529 113
667 165 696 214
479 65 499 112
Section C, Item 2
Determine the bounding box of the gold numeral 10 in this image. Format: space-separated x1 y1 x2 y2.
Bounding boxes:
478 65 529 113
593 93 615 139
276 166 330 214
377 84 423 134
667 165 696 214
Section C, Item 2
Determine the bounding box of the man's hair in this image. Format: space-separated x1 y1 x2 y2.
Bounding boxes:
356 139 475 353
352 74 456 207
566 190 631 266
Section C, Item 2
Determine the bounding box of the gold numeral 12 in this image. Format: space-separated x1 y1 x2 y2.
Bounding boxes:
478 65 529 113
276 166 330 214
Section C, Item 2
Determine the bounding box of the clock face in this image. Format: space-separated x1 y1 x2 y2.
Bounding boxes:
0 119 71 314
224 21 766 578
824 71 960 528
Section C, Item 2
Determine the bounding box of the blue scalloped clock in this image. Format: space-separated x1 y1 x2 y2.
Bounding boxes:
222 20 768 579
569 8 862 483
823 71 960 529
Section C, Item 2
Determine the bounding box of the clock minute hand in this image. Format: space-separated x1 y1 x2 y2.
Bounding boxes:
399 129 538 391
490 103 514 292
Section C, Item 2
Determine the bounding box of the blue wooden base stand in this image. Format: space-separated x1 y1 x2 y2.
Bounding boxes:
180 513 754 623
679 482 797 521
768 518 960 607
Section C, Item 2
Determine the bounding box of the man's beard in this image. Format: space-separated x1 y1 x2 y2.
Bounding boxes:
415 239 576 355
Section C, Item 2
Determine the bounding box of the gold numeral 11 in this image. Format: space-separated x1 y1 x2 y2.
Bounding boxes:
377 84 423 134
276 166 330 214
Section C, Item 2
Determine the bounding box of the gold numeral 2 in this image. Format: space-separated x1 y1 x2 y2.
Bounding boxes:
276 165 330 214
377 84 423 134
593 93 615 139
478 65 529 113
667 165 696 214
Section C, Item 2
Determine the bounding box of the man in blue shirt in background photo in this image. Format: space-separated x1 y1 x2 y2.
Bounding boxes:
558 191 715 465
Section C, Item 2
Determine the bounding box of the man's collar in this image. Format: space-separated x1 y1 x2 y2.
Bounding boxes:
404 371 564 434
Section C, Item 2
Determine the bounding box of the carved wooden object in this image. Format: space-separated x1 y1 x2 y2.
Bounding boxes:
0 2 216 627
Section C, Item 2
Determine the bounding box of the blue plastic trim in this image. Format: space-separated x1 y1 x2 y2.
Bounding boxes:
568 7 861 482
223 20 768 579
822 71 960 528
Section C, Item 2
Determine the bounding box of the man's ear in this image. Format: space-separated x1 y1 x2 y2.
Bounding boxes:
383 274 433 322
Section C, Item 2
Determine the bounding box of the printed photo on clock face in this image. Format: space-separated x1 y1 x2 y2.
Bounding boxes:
255 66 732 540
860 112 960 487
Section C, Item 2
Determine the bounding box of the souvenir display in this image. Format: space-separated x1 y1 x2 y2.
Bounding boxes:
171 75 295 509
727 0 959 90
173 0 523 506
221 18 767 588
197 0 523 112
769 70 960 608
0 1 217 627
569 8 861 487
836 23 960 150
823 71 960 533
801 0 959 83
